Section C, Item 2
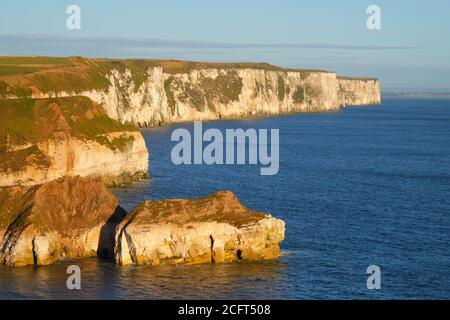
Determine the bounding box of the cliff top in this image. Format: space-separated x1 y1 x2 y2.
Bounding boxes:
0 55 332 77
0 56 375 97
122 191 269 228
337 76 379 81
0 176 121 234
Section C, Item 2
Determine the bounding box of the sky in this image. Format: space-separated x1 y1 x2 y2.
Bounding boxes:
1 0 450 91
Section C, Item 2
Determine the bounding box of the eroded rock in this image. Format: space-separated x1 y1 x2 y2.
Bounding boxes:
114 191 285 266
0 176 125 266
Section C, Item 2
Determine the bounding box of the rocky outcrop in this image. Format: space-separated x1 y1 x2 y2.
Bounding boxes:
1 57 381 127
0 176 125 266
0 96 148 187
0 180 285 267
114 191 285 266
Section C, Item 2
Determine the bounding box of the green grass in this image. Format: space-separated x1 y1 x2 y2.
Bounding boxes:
0 56 73 82
164 76 179 115
110 135 136 151
0 96 137 150
98 59 153 90
293 86 305 103
0 80 7 95
0 56 71 65
200 71 243 106
0 99 44 145
0 65 50 77
179 85 206 112
0 56 337 99
277 76 286 101
304 82 323 100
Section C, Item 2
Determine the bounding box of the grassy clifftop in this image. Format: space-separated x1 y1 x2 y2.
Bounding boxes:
0 96 139 175
0 56 332 97
0 57 110 96
0 96 136 149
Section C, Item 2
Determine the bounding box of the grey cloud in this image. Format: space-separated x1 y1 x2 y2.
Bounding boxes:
0 34 420 55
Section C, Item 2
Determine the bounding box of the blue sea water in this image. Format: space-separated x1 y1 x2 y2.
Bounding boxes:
1 97 449 299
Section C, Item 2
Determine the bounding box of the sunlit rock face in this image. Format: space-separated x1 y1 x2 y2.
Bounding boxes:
78 68 381 126
0 97 149 187
0 185 285 267
0 58 380 187
114 191 285 266
3 58 380 127
337 77 381 106
0 176 126 266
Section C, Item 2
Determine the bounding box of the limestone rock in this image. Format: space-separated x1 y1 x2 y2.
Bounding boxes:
114 191 285 266
0 176 125 266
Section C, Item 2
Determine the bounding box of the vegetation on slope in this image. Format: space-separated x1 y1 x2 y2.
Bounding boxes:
277 75 286 101
293 86 305 103
0 96 136 150
0 56 333 98
164 70 244 114
200 71 243 106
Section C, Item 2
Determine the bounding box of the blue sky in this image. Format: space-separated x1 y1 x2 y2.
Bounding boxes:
1 0 450 90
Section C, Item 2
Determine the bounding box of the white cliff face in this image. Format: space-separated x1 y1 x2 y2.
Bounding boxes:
28 67 381 126
87 68 357 126
338 77 381 106
87 68 171 126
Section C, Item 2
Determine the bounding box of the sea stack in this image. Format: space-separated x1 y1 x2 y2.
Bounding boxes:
114 191 285 266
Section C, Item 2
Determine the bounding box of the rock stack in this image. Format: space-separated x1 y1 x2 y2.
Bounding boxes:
0 176 285 267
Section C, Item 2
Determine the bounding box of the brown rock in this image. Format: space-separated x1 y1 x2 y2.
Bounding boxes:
0 176 125 266
115 191 285 266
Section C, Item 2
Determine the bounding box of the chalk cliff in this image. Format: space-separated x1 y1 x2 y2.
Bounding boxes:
0 96 148 187
0 57 381 127
338 76 381 106
115 191 285 266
